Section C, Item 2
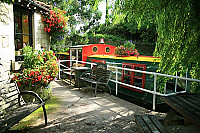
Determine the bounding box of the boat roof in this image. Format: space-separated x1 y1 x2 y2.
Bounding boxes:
56 52 69 55
88 55 161 63
69 45 90 49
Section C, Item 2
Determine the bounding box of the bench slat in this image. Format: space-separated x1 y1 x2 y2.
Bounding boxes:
135 115 151 133
0 66 47 132
0 103 42 132
135 115 168 133
170 96 200 119
142 115 160 133
163 96 200 126
149 115 168 133
1 91 18 103
183 95 200 107
176 96 200 114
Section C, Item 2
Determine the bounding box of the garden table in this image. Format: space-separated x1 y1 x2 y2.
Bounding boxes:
161 94 200 127
72 67 91 87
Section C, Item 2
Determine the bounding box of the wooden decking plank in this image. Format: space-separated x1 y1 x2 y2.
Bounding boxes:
161 96 200 126
149 115 168 133
141 115 160 133
135 115 151 133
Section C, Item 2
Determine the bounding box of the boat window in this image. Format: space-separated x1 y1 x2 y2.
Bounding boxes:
92 46 98 53
105 47 110 53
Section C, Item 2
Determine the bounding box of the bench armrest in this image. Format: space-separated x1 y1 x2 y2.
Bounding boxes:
79 70 92 78
96 75 110 83
18 91 47 125
18 91 44 106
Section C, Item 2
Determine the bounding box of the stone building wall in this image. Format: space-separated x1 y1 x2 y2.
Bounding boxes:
0 2 15 62
33 12 50 51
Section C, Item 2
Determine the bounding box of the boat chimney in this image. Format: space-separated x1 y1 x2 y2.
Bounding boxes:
99 38 105 44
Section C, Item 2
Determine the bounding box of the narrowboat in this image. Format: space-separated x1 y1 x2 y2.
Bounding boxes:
68 42 167 106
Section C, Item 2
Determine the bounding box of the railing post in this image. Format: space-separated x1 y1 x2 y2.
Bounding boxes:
175 72 177 92
185 71 188 92
153 74 157 111
70 49 72 67
116 68 118 95
164 83 166 94
91 63 93 69
76 60 78 67
58 60 60 80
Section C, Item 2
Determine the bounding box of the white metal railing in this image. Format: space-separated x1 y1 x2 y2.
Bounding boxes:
58 60 200 110
58 60 96 79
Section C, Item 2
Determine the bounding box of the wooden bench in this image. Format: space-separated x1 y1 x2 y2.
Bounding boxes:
0 65 47 132
79 63 111 96
161 94 200 127
135 115 168 133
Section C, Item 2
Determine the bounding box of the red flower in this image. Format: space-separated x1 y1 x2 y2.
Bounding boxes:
47 28 51 32
46 20 51 23
62 11 67 14
37 75 42 81
30 71 34 75
50 10 54 14
46 75 50 79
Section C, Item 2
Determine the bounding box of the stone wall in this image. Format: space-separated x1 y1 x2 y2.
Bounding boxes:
0 2 15 62
33 12 50 51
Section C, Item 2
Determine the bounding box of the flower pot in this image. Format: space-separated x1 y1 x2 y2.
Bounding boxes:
116 54 130 57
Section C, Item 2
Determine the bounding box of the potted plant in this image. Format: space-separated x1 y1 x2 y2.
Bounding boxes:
13 46 58 100
114 41 139 57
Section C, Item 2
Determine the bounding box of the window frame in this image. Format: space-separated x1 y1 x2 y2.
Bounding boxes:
14 5 33 50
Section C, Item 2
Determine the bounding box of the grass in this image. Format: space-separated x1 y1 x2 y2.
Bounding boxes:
10 96 61 131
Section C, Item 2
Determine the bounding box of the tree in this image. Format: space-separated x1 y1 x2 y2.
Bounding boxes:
113 0 200 93
42 0 102 34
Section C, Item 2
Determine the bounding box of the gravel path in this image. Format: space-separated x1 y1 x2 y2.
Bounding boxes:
26 80 199 133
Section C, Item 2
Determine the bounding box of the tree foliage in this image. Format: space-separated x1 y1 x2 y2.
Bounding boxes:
0 0 14 4
113 0 200 93
42 0 102 34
